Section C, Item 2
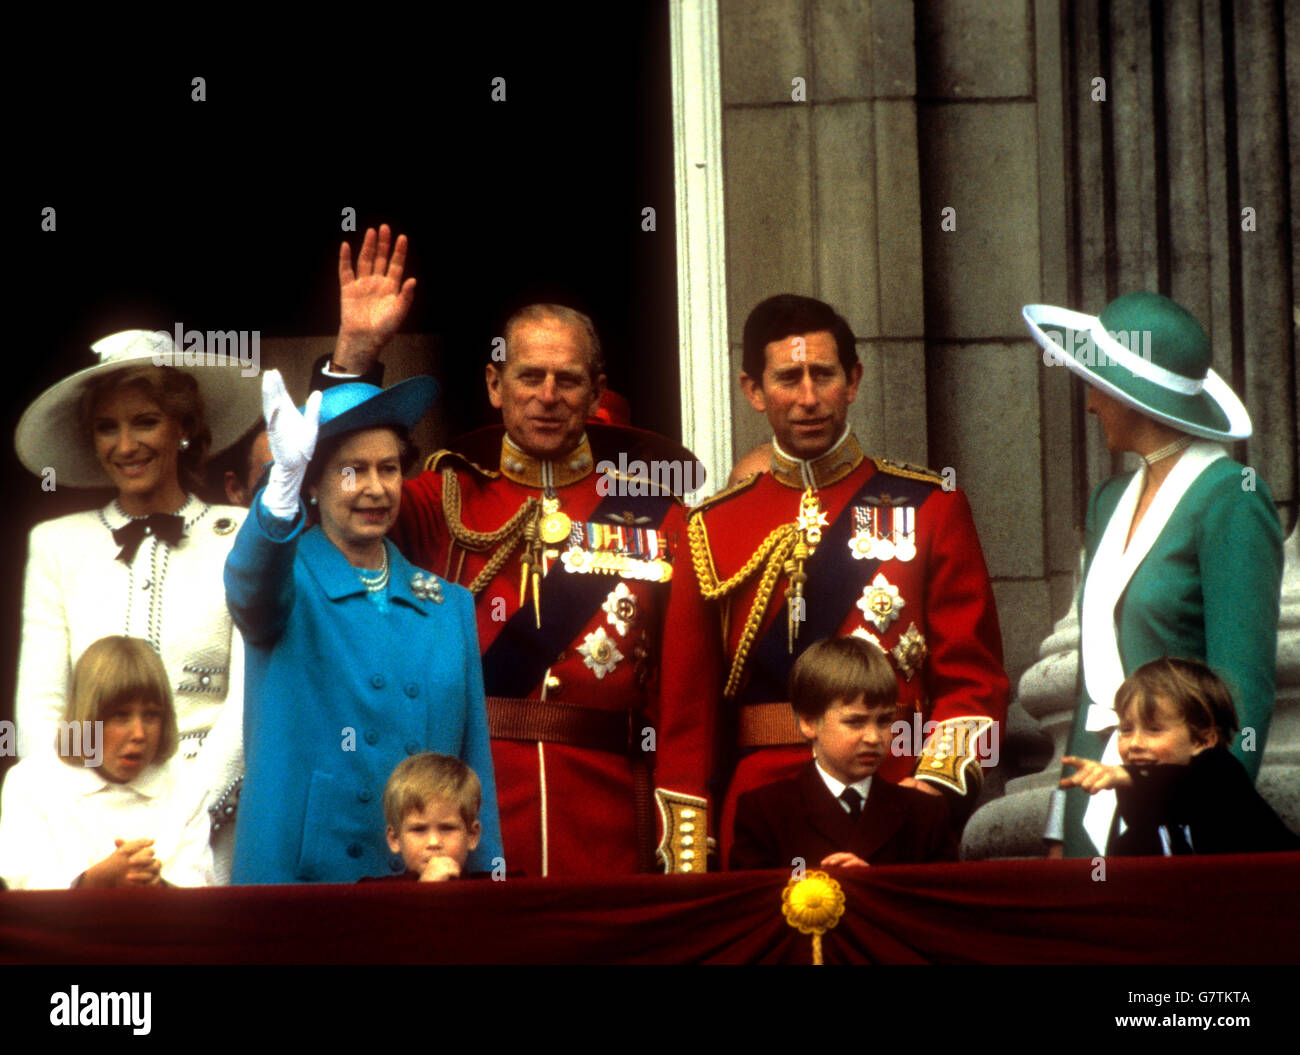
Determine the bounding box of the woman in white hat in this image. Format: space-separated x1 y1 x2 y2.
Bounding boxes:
224 372 501 883
12 330 261 877
1023 292 1284 858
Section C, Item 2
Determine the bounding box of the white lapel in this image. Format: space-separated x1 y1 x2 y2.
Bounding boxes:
1080 440 1225 728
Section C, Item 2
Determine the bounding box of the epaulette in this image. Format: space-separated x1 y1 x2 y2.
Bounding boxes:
424 448 500 479
872 457 945 486
687 472 762 517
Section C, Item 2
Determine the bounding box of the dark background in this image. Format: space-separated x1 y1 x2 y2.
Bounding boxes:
3 8 679 757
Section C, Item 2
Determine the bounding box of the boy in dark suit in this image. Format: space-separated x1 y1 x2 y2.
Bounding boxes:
1060 657 1300 856
728 636 958 871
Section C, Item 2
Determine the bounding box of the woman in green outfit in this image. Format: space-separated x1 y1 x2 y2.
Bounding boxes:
1023 292 1284 857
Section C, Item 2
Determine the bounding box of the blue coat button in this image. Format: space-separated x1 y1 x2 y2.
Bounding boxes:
370 674 386 689
404 682 420 698
358 789 372 803
365 730 379 745
404 742 419 755
347 843 363 858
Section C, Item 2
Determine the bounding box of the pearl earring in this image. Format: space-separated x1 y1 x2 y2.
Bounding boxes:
179 437 191 451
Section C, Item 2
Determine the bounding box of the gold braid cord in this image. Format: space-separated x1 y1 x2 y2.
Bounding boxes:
440 467 541 597
688 515 800 697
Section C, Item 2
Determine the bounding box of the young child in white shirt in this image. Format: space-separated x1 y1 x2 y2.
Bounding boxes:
0 635 215 889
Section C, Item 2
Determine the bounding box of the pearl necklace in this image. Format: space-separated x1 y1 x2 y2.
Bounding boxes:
356 545 390 593
1142 436 1193 468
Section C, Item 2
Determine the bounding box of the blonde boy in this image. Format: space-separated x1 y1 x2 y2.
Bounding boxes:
370 753 483 882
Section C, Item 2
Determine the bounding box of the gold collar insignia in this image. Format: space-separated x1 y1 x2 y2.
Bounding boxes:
499 434 596 488
770 430 864 490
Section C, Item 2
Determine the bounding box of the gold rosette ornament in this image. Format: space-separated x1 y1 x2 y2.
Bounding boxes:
781 871 846 965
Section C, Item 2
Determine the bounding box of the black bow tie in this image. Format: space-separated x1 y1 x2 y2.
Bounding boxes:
111 514 185 565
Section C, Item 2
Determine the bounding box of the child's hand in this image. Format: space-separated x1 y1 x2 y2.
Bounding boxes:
82 838 160 888
117 839 162 886
418 855 462 883
819 852 870 870
1059 756 1133 794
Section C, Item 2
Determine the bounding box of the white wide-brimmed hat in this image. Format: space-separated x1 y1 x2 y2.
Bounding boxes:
14 330 263 487
1022 291 1251 440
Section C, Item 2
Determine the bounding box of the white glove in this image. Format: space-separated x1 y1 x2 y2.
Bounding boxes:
260 370 322 520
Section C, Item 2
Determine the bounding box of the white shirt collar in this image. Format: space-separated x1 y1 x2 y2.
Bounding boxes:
814 759 872 809
100 493 206 532
61 758 169 800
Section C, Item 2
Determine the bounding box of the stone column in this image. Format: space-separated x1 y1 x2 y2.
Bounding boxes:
717 0 928 469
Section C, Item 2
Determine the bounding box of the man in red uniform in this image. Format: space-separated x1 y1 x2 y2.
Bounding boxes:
679 294 1009 864
317 226 711 876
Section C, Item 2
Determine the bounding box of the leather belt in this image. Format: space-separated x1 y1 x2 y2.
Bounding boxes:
737 701 805 748
486 696 643 756
487 695 656 870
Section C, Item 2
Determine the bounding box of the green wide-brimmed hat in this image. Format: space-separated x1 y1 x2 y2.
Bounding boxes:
1022 291 1251 440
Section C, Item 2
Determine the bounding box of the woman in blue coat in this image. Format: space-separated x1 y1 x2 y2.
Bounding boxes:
225 371 502 883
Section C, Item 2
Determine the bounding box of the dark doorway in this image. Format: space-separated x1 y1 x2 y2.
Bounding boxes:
5 8 679 751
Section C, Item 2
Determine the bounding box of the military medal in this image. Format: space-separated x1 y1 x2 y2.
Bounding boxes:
539 495 572 545
864 495 909 562
893 506 917 562
562 547 670 582
871 523 895 562
849 506 874 560
856 572 904 632
560 520 673 582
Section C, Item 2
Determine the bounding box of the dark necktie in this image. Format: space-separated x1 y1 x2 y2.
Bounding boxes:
840 786 863 819
112 514 185 565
